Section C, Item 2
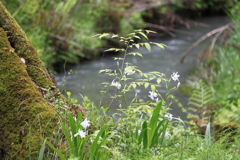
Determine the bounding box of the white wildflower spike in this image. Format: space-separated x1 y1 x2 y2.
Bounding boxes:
117 61 119 66
148 91 157 100
171 72 180 81
164 113 173 121
81 118 91 130
111 80 121 89
177 82 180 88
119 104 122 108
74 129 86 138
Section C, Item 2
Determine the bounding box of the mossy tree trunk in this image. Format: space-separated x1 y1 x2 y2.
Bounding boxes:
0 2 60 159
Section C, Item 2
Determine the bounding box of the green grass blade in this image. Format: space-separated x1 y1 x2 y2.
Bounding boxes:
142 121 148 148
159 122 168 145
38 139 46 160
150 119 166 148
45 140 67 160
61 123 75 155
88 125 107 158
148 102 162 143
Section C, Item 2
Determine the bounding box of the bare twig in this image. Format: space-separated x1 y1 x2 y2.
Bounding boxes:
209 30 224 54
180 22 235 63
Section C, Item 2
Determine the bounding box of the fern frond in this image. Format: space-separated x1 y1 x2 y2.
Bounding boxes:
188 80 215 108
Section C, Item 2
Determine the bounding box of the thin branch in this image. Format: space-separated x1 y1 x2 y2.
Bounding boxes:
209 30 223 54
180 22 235 63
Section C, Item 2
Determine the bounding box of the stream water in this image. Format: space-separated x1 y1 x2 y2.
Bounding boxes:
56 16 231 120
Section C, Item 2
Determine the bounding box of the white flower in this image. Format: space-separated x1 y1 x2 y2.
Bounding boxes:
148 91 158 100
177 82 180 88
155 98 159 103
111 80 121 89
74 129 86 138
117 61 119 66
81 118 91 130
171 72 180 81
164 113 173 121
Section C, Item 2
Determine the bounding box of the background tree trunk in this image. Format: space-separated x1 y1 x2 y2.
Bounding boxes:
0 2 60 159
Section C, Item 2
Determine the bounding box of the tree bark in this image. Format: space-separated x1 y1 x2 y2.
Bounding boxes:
0 2 59 159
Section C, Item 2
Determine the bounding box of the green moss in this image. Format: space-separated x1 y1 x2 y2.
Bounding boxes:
0 2 54 88
0 26 58 159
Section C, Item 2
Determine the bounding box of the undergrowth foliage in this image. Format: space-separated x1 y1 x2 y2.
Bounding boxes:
40 30 184 159
40 29 240 159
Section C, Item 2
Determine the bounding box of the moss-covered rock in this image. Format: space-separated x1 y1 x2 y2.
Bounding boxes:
0 2 60 159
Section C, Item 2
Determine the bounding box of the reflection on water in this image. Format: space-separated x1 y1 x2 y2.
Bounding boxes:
56 16 231 120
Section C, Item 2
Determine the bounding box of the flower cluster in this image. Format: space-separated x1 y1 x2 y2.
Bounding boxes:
74 118 91 138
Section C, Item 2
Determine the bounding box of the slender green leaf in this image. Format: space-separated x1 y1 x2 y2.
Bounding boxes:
145 30 157 34
145 43 151 51
138 32 148 39
38 139 46 160
134 35 141 39
111 34 119 38
132 83 137 89
151 85 156 91
135 43 140 49
99 33 110 39
150 120 166 148
148 102 162 145
144 83 149 89
45 140 66 160
142 121 148 148
61 123 75 155
151 42 166 49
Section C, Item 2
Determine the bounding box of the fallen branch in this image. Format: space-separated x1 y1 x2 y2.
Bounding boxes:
180 22 235 63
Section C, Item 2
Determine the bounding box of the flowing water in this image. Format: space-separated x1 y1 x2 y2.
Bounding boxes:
56 16 231 120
